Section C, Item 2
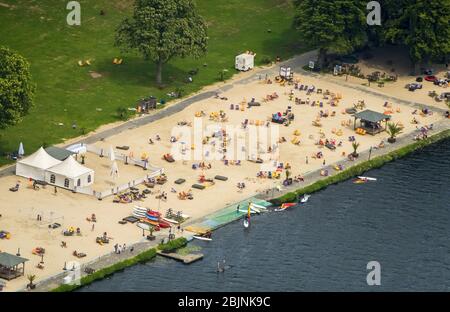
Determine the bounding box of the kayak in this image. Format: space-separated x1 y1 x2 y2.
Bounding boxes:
145 214 159 221
137 222 152 231
358 176 377 181
158 220 171 229
274 202 296 211
193 236 212 241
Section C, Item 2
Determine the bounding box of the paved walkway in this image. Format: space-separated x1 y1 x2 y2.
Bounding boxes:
257 118 450 201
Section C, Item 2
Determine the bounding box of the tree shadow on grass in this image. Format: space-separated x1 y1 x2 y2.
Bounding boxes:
259 27 306 63
94 56 189 90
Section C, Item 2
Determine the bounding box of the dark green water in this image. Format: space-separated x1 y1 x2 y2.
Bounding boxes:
80 138 450 291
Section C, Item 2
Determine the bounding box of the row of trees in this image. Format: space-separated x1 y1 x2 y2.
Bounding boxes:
293 0 450 71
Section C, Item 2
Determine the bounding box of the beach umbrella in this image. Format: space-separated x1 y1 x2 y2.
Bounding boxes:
110 161 119 179
109 146 115 161
18 142 24 157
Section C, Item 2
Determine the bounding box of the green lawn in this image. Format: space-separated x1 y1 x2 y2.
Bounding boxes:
0 0 305 166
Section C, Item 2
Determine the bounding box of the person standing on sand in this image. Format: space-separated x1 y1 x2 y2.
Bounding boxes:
323 159 326 166
306 156 308 164
91 223 95 231
54 186 57 195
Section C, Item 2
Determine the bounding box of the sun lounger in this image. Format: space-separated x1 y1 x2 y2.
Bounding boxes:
247 102 261 107
175 178 186 184
214 175 228 181
116 146 129 150
192 184 206 190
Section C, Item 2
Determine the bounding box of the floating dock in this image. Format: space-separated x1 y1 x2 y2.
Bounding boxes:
185 197 272 234
156 251 204 264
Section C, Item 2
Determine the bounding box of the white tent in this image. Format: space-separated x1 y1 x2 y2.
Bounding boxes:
110 161 119 179
109 146 115 161
16 147 62 181
45 155 94 190
18 142 24 157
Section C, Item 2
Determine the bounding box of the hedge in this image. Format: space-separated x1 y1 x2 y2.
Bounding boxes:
157 237 188 253
51 237 188 292
270 129 450 206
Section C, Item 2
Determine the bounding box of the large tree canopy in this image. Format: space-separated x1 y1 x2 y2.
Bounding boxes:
382 0 450 68
293 0 367 67
115 0 208 85
0 46 35 129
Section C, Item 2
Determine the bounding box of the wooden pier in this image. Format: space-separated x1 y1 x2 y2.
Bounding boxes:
156 251 204 264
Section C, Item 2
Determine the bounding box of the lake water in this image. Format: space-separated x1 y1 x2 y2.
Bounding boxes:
79 138 450 291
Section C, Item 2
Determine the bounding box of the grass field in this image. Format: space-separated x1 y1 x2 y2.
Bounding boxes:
0 0 305 166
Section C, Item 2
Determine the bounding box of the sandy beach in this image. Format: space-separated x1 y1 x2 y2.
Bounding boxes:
0 53 448 292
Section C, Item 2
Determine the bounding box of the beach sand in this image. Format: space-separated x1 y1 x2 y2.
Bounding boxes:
0 60 446 292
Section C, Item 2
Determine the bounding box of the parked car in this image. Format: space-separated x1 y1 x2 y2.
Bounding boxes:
440 92 450 100
424 75 437 82
407 83 422 91
416 77 423 82
423 69 434 75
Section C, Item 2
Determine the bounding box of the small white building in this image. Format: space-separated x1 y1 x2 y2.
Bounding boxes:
16 147 62 181
45 155 94 190
235 53 255 71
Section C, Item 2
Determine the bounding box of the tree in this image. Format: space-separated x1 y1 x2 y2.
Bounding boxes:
115 0 208 85
351 141 360 157
293 0 367 67
382 0 450 72
27 274 36 289
386 122 403 143
0 46 35 129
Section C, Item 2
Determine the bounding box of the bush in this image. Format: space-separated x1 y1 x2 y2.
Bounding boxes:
157 237 188 253
51 247 158 292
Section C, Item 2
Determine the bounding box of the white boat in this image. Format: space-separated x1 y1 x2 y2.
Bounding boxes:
300 194 311 203
133 211 146 218
250 202 268 211
162 217 179 224
357 176 377 181
137 222 152 231
238 209 258 215
193 235 212 241
134 205 148 211
243 219 250 228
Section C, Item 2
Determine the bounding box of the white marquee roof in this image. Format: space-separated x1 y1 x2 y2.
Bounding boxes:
17 147 61 169
47 155 93 178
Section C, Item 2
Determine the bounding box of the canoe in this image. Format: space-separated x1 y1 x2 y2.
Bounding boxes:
193 236 212 241
162 217 179 224
158 220 171 229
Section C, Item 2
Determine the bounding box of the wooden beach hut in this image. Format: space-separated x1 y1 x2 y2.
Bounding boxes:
353 110 391 135
0 252 28 281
